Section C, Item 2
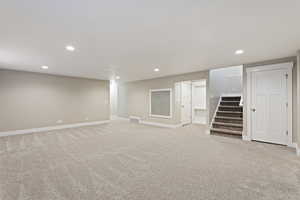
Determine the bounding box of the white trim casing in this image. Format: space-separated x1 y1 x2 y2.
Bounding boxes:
222 93 242 97
191 80 207 125
149 114 172 119
149 88 173 119
290 143 299 156
246 69 251 142
242 135 251 141
0 120 110 137
287 65 293 147
290 143 297 148
246 62 293 147
140 120 182 128
293 143 300 156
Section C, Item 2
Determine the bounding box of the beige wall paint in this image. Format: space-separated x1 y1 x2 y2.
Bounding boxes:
0 69 110 132
243 57 298 143
118 71 209 125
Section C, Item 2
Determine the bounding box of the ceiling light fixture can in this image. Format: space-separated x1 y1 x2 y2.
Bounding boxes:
66 45 75 51
41 65 49 69
235 49 244 55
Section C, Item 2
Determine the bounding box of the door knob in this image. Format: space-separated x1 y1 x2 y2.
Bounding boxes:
251 108 256 112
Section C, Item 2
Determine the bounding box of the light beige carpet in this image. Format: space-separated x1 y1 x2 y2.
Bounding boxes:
0 120 300 200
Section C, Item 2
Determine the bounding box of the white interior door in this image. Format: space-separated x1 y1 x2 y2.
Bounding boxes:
181 81 192 125
192 80 207 124
251 68 288 145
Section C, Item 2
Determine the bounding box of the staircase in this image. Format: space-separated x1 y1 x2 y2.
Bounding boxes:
210 96 243 136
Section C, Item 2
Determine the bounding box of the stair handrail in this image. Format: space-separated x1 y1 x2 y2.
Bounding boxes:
210 96 222 130
239 96 243 106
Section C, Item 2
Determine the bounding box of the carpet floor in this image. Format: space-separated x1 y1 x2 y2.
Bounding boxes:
0 120 300 200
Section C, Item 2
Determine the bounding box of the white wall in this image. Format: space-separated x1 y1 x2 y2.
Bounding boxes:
209 65 243 122
209 65 243 98
110 80 118 118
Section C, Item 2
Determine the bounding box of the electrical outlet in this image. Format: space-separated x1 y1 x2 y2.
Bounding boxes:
56 120 63 124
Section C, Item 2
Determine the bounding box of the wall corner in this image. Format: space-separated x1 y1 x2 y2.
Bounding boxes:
297 50 300 149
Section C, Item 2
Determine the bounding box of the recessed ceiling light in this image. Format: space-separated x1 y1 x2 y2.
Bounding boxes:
65 45 75 51
235 49 244 55
116 76 120 80
154 68 160 72
41 65 49 69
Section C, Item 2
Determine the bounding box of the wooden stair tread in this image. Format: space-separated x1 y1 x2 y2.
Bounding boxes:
213 122 243 127
215 116 242 120
221 99 241 102
210 128 242 135
212 96 243 137
220 101 240 103
219 105 242 108
217 111 243 114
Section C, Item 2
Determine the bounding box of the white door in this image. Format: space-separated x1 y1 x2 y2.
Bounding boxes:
192 80 207 124
181 81 192 125
251 68 288 145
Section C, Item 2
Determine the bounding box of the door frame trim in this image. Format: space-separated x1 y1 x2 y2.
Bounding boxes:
180 81 192 124
191 79 207 124
246 62 293 147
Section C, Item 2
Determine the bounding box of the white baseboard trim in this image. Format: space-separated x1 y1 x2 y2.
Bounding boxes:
112 116 130 121
129 116 141 123
173 123 184 128
242 135 251 141
140 120 182 129
296 144 300 156
289 143 297 148
0 120 110 137
129 116 141 120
